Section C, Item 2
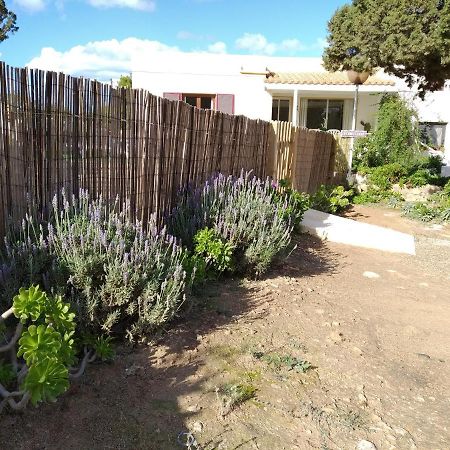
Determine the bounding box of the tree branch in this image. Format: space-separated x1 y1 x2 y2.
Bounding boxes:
69 349 94 379
0 323 23 353
0 307 14 322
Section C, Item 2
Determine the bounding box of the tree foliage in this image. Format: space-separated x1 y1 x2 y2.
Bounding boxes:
118 74 132 88
323 0 450 97
0 0 18 43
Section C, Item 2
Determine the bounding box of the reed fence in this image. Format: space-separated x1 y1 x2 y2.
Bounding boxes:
0 62 340 238
270 121 337 193
0 62 271 237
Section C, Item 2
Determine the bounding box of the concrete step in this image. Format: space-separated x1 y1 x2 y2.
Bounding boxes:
301 209 416 255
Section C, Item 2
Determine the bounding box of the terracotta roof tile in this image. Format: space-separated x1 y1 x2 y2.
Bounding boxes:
265 72 395 86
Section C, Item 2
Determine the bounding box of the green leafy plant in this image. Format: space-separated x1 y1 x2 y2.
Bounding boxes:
23 358 69 405
310 185 353 214
194 228 234 273
275 179 310 228
353 189 403 205
402 202 439 222
182 252 208 287
12 285 46 323
90 335 115 361
18 324 63 366
0 286 100 413
252 351 312 374
217 382 256 416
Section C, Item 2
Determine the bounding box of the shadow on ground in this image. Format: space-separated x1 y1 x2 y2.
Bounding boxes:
0 234 338 450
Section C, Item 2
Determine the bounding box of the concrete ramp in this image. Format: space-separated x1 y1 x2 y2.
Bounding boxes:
301 209 416 255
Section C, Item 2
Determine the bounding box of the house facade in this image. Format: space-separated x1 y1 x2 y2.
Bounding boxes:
132 52 450 161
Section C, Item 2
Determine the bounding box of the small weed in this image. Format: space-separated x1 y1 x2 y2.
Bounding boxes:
252 350 312 373
242 370 261 383
216 382 257 416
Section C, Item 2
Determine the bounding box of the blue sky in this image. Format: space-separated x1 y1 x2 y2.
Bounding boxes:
1 0 347 78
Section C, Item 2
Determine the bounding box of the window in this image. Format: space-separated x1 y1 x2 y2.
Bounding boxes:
306 99 344 130
272 98 291 122
183 94 215 110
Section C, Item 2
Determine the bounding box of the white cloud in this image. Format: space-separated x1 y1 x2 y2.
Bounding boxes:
235 33 277 55
87 0 155 10
235 33 326 56
208 41 227 54
280 39 306 52
14 0 46 11
26 38 179 80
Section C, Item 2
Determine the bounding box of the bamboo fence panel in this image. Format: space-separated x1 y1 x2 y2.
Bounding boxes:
0 63 271 237
0 61 341 239
271 121 337 193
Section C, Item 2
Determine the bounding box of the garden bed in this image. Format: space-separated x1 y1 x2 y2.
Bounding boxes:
1 230 449 449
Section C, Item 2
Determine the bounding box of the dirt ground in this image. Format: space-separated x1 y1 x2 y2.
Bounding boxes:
1 205 449 450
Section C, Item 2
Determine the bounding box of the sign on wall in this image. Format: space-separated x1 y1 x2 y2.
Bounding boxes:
340 130 368 138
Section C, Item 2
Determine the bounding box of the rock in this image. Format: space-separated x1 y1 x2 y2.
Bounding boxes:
187 404 201 413
192 421 204 433
356 440 377 450
393 184 441 202
363 271 380 279
354 173 369 193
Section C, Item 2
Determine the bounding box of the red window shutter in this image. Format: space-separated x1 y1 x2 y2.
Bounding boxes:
163 93 182 101
216 94 235 114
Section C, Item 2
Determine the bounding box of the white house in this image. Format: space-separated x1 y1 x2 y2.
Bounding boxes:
132 52 450 161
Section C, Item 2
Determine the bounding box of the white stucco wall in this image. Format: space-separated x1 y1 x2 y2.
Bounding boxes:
132 53 325 120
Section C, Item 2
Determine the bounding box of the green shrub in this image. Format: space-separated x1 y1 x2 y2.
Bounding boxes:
402 202 439 222
310 185 353 214
193 227 234 274
404 168 441 187
353 94 420 168
353 189 403 205
361 163 409 190
276 179 311 227
442 178 450 195
168 173 304 276
1 191 187 342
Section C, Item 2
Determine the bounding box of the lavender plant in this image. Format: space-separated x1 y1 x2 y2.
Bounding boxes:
1 191 187 341
169 172 305 276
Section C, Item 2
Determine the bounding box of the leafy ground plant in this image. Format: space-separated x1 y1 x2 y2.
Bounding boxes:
252 350 312 374
216 382 256 416
0 286 112 413
310 185 353 214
